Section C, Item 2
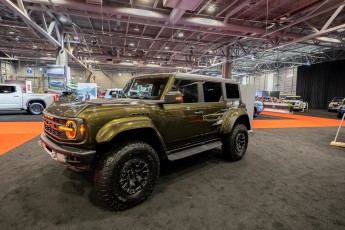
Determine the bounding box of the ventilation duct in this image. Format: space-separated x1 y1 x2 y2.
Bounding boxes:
163 0 203 11
86 0 102 4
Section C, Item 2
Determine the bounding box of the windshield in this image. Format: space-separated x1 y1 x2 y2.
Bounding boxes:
285 96 301 100
333 97 344 102
122 77 169 100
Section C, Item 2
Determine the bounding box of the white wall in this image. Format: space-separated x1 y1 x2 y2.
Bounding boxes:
239 67 298 96
0 61 17 82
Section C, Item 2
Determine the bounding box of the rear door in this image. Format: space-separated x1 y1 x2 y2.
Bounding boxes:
202 81 227 140
0 85 21 109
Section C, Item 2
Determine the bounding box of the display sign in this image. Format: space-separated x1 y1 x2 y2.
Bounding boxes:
78 83 97 101
26 68 33 74
46 65 71 93
46 65 65 75
25 80 32 93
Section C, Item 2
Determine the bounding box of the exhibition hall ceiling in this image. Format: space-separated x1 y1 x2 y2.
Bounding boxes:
0 0 345 77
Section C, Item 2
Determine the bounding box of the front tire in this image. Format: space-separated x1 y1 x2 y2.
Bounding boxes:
94 141 160 210
28 102 44 115
222 123 248 161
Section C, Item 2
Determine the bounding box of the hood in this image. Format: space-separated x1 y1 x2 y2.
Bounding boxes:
45 101 91 117
45 98 157 117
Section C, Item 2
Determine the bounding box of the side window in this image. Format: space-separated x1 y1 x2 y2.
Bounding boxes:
0 86 16 93
225 83 239 99
173 79 199 103
203 82 222 102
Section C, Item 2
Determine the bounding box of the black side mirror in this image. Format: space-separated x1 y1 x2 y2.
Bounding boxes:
164 91 183 103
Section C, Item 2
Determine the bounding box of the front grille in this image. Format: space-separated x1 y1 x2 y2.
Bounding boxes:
44 116 68 140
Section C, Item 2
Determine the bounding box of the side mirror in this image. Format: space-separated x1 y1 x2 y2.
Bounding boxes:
164 91 183 103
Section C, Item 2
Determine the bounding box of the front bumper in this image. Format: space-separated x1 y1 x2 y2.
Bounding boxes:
328 106 340 111
38 133 96 171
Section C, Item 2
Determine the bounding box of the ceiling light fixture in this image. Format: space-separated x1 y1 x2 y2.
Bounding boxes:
120 61 134 66
73 36 79 40
134 25 140 31
33 45 38 49
178 32 184 37
164 46 169 50
208 5 216 13
129 42 135 47
146 63 160 67
91 39 98 45
59 16 68 23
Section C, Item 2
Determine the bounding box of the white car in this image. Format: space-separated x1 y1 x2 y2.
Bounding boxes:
283 95 308 111
0 84 56 114
328 97 345 112
102 88 123 98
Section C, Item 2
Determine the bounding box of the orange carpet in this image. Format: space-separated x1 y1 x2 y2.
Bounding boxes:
252 111 343 129
0 122 43 156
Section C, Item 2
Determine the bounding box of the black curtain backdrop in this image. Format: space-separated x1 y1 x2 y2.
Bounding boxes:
297 59 345 109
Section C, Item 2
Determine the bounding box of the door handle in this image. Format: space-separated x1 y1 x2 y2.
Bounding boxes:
13 96 19 97
194 111 204 115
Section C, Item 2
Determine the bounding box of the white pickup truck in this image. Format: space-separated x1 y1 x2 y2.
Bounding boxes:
0 84 56 115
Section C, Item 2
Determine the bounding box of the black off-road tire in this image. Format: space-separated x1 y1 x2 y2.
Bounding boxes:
28 102 44 115
94 141 160 210
221 123 248 161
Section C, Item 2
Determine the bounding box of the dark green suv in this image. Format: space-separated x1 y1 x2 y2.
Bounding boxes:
39 73 250 210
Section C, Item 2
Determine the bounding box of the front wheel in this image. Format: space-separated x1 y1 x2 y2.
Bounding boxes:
28 102 44 115
221 123 248 161
94 141 160 210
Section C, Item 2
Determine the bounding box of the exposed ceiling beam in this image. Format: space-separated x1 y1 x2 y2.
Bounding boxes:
23 0 304 39
0 0 93 73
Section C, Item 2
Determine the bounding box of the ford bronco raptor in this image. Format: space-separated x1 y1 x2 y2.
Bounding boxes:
38 73 250 210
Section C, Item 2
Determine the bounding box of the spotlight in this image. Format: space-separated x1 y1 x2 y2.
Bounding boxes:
208 5 216 13
91 39 98 45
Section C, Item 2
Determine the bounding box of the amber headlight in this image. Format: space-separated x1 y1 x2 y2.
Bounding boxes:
59 120 77 139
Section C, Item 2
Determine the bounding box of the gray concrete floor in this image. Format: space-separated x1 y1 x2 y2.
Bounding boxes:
0 110 345 229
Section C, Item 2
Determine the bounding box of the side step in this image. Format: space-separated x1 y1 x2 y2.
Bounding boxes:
167 141 222 161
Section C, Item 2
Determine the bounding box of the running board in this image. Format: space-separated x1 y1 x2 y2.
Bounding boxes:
167 141 222 161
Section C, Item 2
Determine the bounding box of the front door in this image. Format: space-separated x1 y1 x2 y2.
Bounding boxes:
161 79 205 149
0 85 21 109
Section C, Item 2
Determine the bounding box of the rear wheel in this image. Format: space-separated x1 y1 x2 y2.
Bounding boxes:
222 123 248 161
28 102 44 115
94 140 160 210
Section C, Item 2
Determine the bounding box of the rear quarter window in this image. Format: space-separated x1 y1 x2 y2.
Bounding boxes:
203 82 222 102
225 83 239 99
